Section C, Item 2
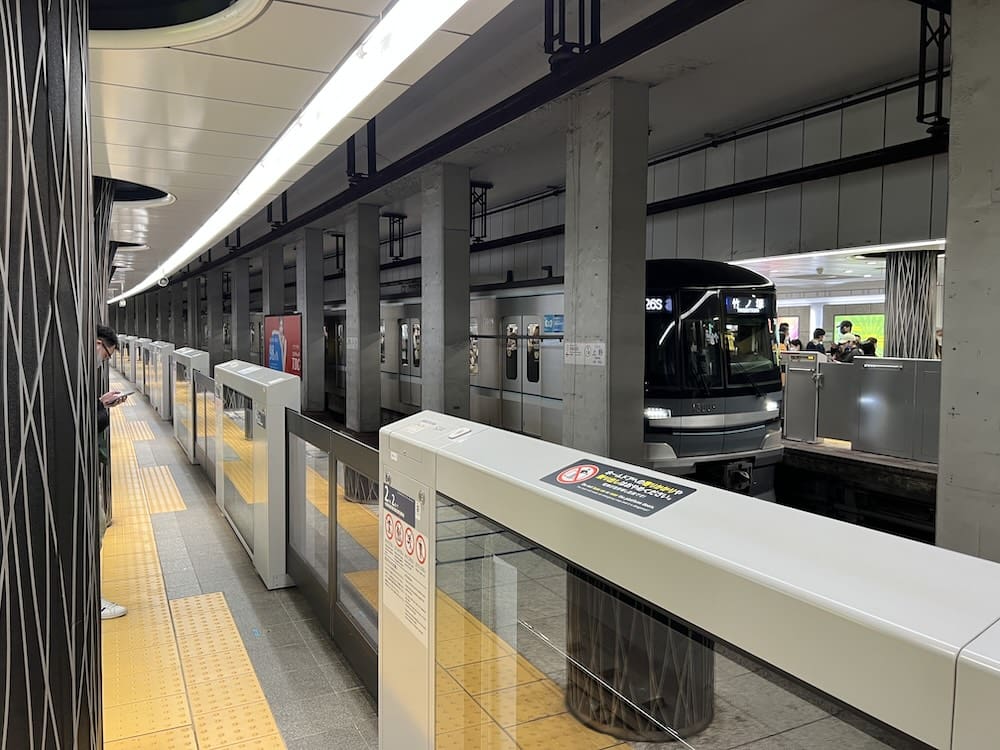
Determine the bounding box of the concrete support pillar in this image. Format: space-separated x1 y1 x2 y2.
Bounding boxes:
562 78 649 463
345 204 382 431
187 279 199 348
885 250 938 358
0 1 103 745
171 284 184 344
231 257 251 362
158 287 169 341
938 0 1000 559
206 268 225 371
421 163 471 416
297 231 325 411
263 245 286 316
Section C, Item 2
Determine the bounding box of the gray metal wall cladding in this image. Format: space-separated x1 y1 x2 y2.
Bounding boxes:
886 250 938 359
1 1 104 747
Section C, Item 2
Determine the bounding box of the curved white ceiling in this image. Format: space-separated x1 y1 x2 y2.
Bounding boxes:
93 0 513 297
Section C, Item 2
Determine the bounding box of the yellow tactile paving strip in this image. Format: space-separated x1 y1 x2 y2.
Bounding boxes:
103 392 285 750
141 466 188 514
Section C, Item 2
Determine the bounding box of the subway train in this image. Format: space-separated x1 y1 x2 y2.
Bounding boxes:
325 259 783 495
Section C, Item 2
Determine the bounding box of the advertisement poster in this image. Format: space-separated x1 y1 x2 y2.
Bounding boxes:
834 314 885 356
264 314 302 377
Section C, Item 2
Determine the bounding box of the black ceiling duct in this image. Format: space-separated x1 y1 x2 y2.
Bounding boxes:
90 0 233 31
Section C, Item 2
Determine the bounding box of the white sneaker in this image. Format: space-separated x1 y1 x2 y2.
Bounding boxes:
100 598 127 620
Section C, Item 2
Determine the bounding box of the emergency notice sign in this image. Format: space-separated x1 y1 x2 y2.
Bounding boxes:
541 460 695 517
382 485 429 646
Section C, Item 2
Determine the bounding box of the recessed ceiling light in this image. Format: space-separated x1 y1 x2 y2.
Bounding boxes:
864 274 873 278
866 261 877 265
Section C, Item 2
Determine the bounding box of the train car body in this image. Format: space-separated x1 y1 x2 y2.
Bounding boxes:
325 259 782 495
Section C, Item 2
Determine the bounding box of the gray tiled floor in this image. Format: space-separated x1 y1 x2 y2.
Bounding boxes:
112 382 374 749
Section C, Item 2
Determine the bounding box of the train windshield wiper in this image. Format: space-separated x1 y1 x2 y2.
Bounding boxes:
731 358 764 398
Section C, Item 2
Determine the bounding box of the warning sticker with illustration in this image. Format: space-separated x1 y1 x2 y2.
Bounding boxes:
382 485 429 646
540 460 696 517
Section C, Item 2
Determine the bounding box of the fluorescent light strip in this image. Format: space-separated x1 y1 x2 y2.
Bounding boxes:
729 239 946 266
778 294 886 307
110 0 471 303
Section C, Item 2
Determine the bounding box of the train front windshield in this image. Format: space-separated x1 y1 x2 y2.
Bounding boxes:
645 290 780 395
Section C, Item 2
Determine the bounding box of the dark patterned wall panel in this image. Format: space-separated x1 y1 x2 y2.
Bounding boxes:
886 250 938 359
94 177 116 317
1 1 102 748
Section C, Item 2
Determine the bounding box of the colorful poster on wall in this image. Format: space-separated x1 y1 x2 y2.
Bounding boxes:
834 314 885 356
264 314 302 376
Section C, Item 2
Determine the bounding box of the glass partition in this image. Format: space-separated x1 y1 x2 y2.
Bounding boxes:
221 385 255 551
288 432 331 589
285 412 379 695
434 495 929 749
174 361 192 454
193 371 217 487
335 460 379 646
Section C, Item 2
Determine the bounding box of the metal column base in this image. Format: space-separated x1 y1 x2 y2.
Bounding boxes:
564 567 715 742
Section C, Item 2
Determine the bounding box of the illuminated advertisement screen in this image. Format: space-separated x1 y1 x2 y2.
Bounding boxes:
263 314 302 377
834 313 885 356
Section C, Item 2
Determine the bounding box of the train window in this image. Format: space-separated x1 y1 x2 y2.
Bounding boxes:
726 305 780 385
680 291 724 392
380 321 385 364
645 295 679 391
400 321 409 366
527 323 541 383
412 321 421 368
505 323 519 380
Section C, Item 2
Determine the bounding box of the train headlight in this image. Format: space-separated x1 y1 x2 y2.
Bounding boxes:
765 399 780 412
644 407 672 420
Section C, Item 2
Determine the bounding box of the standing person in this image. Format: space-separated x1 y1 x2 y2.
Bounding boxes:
805 328 826 353
778 322 789 346
837 320 854 344
95 325 129 620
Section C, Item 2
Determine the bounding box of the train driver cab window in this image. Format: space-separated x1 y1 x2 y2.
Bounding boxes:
400 321 409 366
505 322 519 380
724 295 780 385
412 321 421 368
680 291 724 393
644 294 678 391
527 323 541 383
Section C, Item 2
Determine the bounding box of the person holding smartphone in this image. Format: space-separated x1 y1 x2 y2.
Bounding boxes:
95 325 128 620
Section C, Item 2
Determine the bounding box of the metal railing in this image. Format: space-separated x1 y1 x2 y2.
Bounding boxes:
285 411 379 696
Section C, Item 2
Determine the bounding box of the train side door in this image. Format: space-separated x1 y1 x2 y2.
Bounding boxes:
500 315 543 437
399 317 421 408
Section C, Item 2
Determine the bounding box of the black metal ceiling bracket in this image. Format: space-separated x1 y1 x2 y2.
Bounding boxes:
267 191 288 229
916 0 951 134
347 118 379 186
470 181 493 243
383 213 406 259
545 0 602 70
